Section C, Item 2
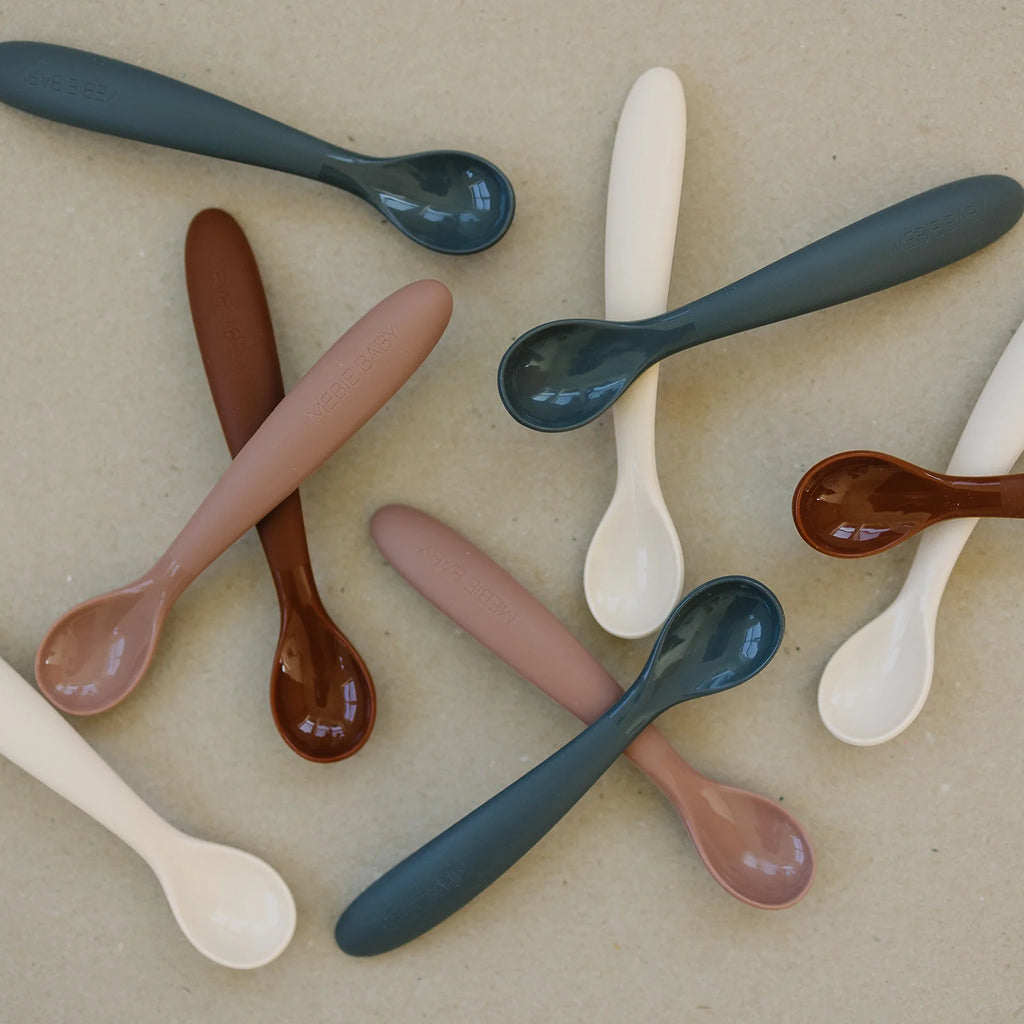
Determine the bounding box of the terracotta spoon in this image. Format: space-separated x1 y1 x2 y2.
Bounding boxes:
367 504 814 910
36 279 453 715
793 449 1024 558
184 208 375 762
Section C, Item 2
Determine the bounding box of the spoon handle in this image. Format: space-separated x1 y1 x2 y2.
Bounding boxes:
183 209 316 580
160 279 452 588
336 696 636 955
0 653 175 859
0 42 350 188
370 503 702 801
656 175 1023 354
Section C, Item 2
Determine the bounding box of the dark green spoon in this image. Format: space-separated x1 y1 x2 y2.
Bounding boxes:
0 41 515 255
334 575 784 956
498 174 1024 430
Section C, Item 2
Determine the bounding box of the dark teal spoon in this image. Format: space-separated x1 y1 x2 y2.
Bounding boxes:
335 575 784 956
498 174 1023 430
0 41 515 255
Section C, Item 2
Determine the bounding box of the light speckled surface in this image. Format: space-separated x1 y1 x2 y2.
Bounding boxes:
0 2 1023 1020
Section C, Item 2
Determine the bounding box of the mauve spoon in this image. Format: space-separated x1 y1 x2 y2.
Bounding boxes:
369 503 814 909
36 279 452 715
793 449 1024 558
184 208 375 763
0 41 515 255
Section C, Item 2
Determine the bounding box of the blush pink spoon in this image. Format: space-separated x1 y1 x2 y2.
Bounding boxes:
369 503 814 909
36 280 453 715
184 208 375 763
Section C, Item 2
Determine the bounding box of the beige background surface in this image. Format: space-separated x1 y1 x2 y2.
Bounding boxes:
0 1 1022 1020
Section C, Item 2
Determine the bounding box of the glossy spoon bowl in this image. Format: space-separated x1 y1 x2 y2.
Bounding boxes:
0 651 295 968
335 575 784 955
36 279 452 715
0 41 515 255
818 313 1024 744
793 450 1024 557
185 208 375 763
369 503 813 909
584 67 687 638
497 175 1024 431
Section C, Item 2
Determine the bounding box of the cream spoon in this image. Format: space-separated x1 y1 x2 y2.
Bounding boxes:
583 67 686 638
0 651 295 967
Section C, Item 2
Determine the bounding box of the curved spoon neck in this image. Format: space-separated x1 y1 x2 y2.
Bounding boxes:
611 369 660 473
146 551 200 605
318 147 372 199
607 682 656 741
899 518 980 604
271 563 325 611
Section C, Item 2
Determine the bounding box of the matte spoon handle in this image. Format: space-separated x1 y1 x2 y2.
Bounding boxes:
656 175 1024 356
184 208 314 577
370 504 698 790
0 41 342 186
0 654 174 858
336 699 636 956
160 279 452 589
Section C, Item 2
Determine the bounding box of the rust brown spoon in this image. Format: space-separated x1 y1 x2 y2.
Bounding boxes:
184 208 375 762
793 449 1024 558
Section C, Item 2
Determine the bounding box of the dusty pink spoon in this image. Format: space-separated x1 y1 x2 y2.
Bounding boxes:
36 280 453 715
370 504 815 909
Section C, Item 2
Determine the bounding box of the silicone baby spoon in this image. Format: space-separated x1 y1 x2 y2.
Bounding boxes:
583 68 687 638
0 41 515 255
336 576 784 955
498 175 1024 431
0 651 295 968
369 503 813 909
818 314 1024 745
793 450 1024 557
184 208 375 763
36 279 452 715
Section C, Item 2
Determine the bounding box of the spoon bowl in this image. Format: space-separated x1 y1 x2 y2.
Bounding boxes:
333 150 515 255
157 834 297 969
794 449 1018 557
0 42 515 254
335 575 784 955
498 175 1024 431
269 565 376 762
36 572 174 714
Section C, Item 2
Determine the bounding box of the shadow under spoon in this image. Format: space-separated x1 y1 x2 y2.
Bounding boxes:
368 503 813 908
498 174 1024 431
35 279 453 715
184 208 375 763
0 41 515 255
335 573 785 955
